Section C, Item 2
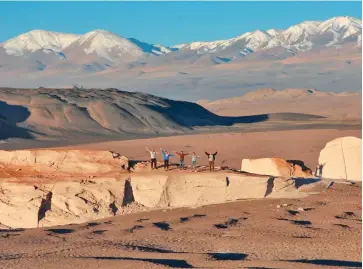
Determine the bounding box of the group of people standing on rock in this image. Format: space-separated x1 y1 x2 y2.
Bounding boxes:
145 147 218 172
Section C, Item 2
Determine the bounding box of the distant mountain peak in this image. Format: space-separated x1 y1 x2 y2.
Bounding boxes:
86 29 112 34
69 31 143 62
324 16 361 25
1 30 80 56
0 15 361 75
172 16 361 53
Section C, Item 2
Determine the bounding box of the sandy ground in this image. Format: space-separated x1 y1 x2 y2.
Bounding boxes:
1 98 361 268
200 93 361 120
1 182 361 269
66 128 361 171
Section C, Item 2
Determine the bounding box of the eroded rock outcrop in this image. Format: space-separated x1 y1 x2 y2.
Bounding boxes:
318 136 362 182
0 173 329 229
0 149 129 175
241 158 312 178
0 149 329 229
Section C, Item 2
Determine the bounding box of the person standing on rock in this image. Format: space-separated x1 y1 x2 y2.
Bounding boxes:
205 150 218 172
161 148 174 171
175 150 189 170
145 147 158 170
191 152 201 172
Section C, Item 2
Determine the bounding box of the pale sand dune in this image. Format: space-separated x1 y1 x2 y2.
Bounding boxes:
201 88 362 120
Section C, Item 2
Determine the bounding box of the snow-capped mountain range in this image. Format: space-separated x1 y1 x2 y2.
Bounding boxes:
174 16 361 53
2 30 79 56
1 16 361 64
0 15 361 86
1 29 172 61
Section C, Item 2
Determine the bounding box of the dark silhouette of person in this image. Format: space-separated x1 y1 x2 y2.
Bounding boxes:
318 164 324 177
315 163 324 177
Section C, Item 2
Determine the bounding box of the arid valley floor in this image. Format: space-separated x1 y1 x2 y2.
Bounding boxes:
0 87 362 269
0 7 363 269
1 181 361 269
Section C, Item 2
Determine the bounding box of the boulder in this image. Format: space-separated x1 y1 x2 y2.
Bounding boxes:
0 150 129 175
318 136 362 182
241 158 312 178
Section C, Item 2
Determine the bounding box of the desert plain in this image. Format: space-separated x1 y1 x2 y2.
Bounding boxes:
0 87 361 269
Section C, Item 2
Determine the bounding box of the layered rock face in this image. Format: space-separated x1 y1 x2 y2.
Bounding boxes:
318 136 362 182
0 149 129 175
241 158 312 178
0 174 328 229
0 149 328 229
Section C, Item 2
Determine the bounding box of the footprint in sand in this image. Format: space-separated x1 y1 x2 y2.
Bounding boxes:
333 224 350 229
209 252 248 261
180 214 207 223
214 217 248 229
291 220 312 226
287 210 300 216
136 218 149 223
93 230 107 235
87 222 101 227
126 225 144 233
277 218 312 226
153 222 171 231
46 229 75 234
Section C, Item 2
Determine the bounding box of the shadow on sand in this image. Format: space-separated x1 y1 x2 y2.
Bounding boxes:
146 98 325 128
286 259 362 267
0 100 33 140
81 256 194 268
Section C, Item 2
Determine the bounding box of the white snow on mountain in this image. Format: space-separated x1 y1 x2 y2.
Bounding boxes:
1 30 80 56
152 44 172 54
0 16 361 63
317 16 362 47
0 29 173 62
72 30 144 61
172 16 361 53
172 30 272 53
318 16 361 38
239 30 272 50
281 21 319 43
266 29 282 37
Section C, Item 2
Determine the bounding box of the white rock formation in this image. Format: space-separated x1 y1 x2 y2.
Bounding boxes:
0 173 328 229
318 136 362 182
0 149 329 229
0 149 129 175
241 158 312 178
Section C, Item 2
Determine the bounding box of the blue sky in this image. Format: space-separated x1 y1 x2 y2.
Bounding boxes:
0 2 361 46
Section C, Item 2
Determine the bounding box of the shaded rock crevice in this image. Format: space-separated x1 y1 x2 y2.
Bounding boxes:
122 179 135 206
37 191 53 226
264 177 275 198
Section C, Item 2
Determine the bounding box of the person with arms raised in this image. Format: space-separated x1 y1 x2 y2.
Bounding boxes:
191 152 201 172
205 150 218 172
160 148 174 171
145 147 158 170
175 150 189 170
